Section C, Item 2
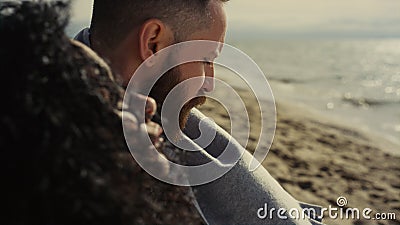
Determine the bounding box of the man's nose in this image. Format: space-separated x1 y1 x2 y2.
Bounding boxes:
202 63 215 92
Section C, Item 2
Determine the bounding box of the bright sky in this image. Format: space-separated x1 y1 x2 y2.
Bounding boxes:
70 0 400 39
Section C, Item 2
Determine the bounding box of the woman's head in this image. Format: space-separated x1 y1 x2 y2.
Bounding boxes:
0 1 201 224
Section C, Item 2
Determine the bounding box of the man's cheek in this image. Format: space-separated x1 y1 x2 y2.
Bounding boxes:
179 62 205 80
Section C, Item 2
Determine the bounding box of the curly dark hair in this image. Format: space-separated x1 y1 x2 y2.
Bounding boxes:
0 1 203 224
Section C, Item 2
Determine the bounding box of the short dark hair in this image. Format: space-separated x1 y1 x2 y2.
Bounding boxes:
91 0 228 47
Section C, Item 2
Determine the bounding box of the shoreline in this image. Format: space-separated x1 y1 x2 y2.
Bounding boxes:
197 87 400 225
270 80 400 156
213 67 400 156
272 92 400 157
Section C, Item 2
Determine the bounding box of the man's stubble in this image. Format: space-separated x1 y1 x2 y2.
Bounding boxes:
149 65 206 131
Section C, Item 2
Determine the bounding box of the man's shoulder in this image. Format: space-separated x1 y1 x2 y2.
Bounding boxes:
74 27 91 47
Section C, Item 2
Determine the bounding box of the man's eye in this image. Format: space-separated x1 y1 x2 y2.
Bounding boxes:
203 58 212 66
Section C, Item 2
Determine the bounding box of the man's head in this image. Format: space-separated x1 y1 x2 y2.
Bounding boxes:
90 0 228 129
90 0 228 48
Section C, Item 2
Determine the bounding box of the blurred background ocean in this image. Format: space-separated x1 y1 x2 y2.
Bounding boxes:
222 39 400 150
67 0 400 152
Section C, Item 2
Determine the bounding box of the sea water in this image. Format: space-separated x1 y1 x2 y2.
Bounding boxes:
221 39 400 150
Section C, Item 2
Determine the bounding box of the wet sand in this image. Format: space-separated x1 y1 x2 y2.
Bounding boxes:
197 87 400 225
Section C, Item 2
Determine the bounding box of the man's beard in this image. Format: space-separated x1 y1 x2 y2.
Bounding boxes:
149 66 206 130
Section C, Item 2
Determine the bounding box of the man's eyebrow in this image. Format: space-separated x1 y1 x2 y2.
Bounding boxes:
209 48 221 59
204 43 222 60
216 43 224 57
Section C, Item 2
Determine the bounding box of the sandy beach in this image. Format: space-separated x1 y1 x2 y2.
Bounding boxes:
197 87 400 225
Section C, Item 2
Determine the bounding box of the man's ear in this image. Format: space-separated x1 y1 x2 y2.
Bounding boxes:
138 19 174 66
